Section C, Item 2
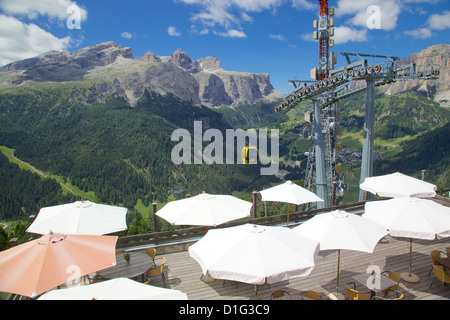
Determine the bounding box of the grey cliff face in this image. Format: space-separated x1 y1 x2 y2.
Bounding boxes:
386 44 449 107
0 42 282 107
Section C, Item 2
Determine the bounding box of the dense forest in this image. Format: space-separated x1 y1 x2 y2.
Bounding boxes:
0 152 76 220
374 122 450 188
0 88 279 221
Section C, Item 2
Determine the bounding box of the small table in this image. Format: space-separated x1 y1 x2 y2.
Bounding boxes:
97 252 153 282
352 273 398 299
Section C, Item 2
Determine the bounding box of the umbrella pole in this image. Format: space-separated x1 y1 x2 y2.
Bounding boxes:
287 203 290 226
409 238 412 275
400 238 420 283
328 250 344 300
337 249 340 290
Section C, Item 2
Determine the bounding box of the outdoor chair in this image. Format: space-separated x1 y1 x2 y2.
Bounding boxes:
145 247 157 266
381 271 401 297
373 290 404 300
270 289 291 300
428 250 444 277
345 283 370 300
146 257 166 287
430 264 450 296
115 250 124 254
300 290 321 300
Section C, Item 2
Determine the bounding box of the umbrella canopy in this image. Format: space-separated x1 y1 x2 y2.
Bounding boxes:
293 210 388 253
360 172 437 198
363 197 450 282
260 180 323 205
0 232 117 298
155 193 252 227
363 197 450 240
38 277 188 300
293 210 388 293
189 223 319 285
27 200 128 235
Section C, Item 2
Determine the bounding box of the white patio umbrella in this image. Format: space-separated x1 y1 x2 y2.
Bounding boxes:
360 172 437 198
293 210 388 296
363 197 450 282
155 192 252 227
38 277 188 300
259 180 323 225
189 223 319 294
27 200 127 235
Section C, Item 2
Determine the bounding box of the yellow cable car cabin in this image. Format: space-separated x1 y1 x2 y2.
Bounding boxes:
241 146 259 165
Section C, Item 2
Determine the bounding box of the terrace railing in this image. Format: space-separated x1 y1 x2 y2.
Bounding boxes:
116 200 370 250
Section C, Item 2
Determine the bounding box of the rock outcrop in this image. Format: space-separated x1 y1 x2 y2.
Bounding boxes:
0 42 282 107
386 44 449 107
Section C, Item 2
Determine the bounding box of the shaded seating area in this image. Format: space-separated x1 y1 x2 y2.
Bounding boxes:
430 264 450 296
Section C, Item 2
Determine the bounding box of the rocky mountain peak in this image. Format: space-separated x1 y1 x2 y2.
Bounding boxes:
170 48 201 73
386 44 449 107
1 41 133 83
198 56 221 71
137 51 161 63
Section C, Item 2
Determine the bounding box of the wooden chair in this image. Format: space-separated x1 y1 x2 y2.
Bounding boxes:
345 283 370 300
146 257 166 287
270 289 291 300
373 290 404 300
381 271 401 297
145 247 157 266
430 264 450 295
300 290 321 300
428 250 444 276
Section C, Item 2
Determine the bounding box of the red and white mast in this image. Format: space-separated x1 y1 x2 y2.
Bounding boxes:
313 0 335 81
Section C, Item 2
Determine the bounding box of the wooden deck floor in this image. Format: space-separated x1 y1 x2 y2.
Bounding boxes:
145 235 450 300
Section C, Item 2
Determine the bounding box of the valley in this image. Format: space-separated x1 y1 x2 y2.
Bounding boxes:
0 42 448 246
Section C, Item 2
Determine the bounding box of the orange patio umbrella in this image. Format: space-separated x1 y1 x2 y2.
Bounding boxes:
0 232 118 298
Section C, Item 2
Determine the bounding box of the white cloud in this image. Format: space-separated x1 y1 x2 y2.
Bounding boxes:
168 26 182 36
335 0 400 31
300 26 368 44
333 26 368 44
427 10 450 30
291 0 317 10
403 10 450 39
404 27 433 39
121 32 134 39
269 34 286 41
0 0 87 21
214 29 247 38
177 0 312 37
0 14 71 66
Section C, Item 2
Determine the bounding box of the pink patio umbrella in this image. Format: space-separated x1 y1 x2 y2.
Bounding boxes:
0 232 118 298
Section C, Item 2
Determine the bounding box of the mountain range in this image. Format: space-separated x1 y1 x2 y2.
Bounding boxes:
0 41 283 107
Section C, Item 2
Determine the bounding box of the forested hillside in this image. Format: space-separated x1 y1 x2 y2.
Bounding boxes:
375 122 450 189
0 152 76 220
0 88 278 220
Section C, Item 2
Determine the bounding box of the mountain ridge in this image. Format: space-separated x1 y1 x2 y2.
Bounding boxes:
0 41 283 108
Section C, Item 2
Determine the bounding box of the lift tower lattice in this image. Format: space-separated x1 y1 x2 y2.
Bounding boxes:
275 0 440 208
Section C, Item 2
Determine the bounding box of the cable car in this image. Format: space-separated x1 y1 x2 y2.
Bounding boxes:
241 146 259 165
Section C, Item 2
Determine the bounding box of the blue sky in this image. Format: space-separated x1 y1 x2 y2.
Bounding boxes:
0 0 449 94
